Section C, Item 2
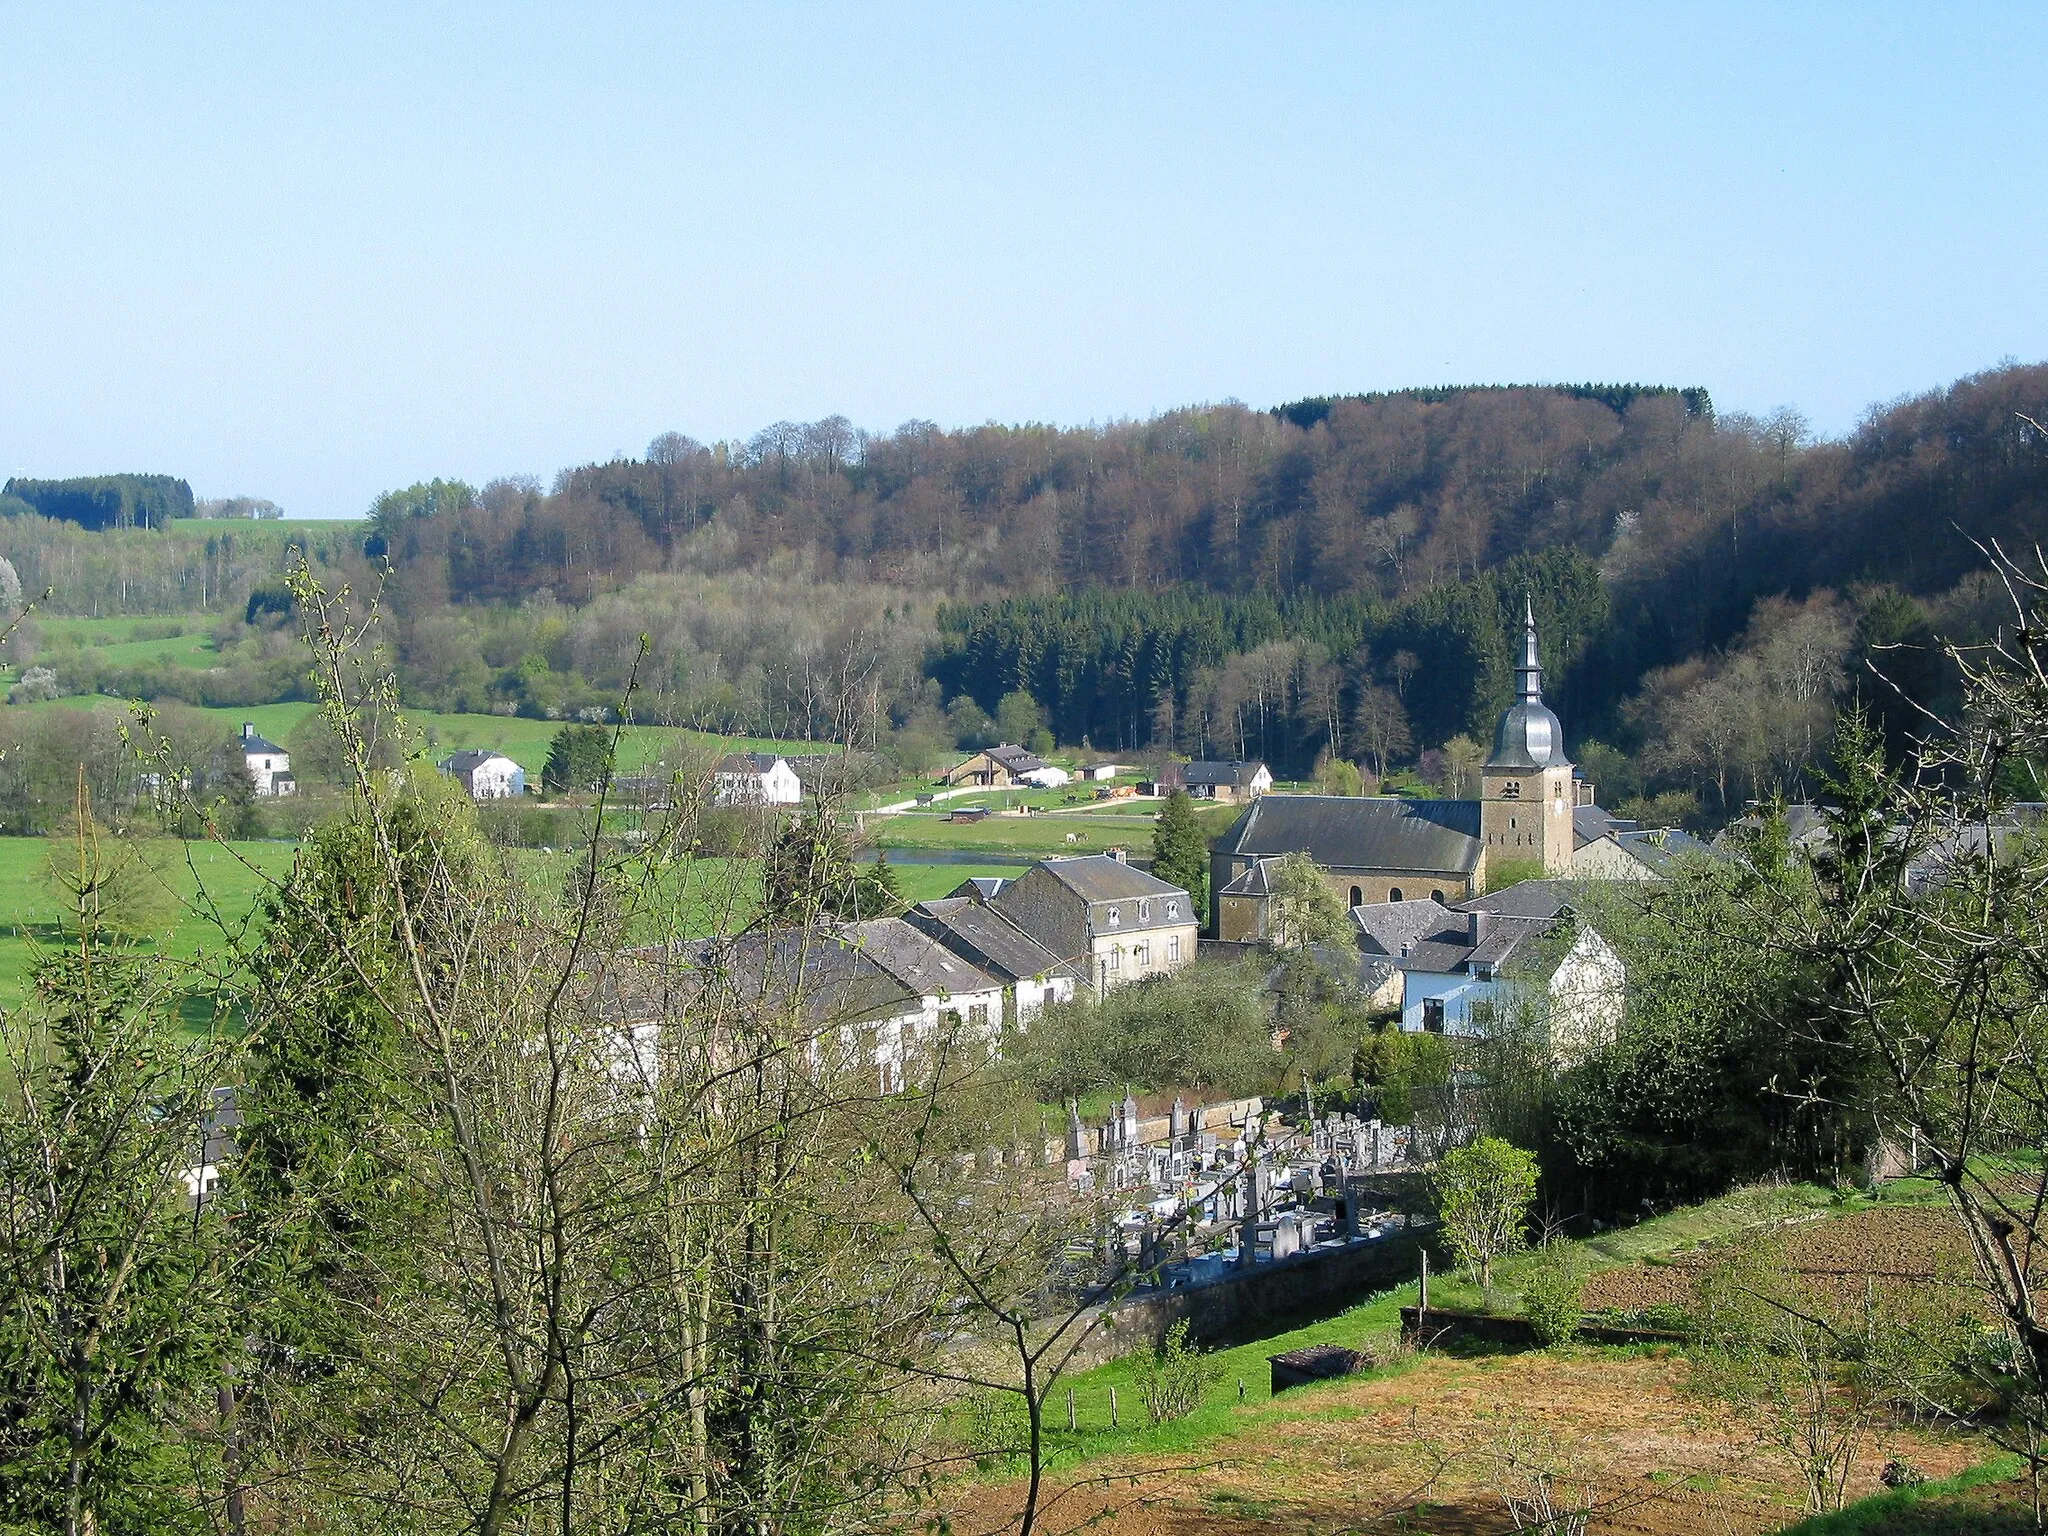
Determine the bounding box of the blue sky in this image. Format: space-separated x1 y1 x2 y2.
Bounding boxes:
3 5 2044 518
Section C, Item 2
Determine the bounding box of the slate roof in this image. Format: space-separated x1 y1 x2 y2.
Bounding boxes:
1033 853 1188 904
442 748 516 774
907 898 1082 984
1215 794 1483 876
1184 760 1268 788
843 917 1001 998
716 752 786 775
239 728 286 756
1608 827 1712 875
663 927 918 1030
1399 915 1555 977
985 744 1048 774
1455 879 1574 920
1573 804 1636 849
1218 857 1278 897
1351 899 1458 957
948 876 1010 901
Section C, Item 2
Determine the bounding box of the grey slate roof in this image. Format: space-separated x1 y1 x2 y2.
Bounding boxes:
1351 899 1460 957
907 898 1082 984
1573 804 1635 850
239 728 285 756
1609 827 1712 875
948 876 1011 901
1215 794 1483 876
442 748 515 774
1184 760 1267 788
1218 857 1278 897
716 752 786 774
1400 915 1556 977
843 917 1001 998
1455 879 1574 920
1032 854 1186 904
985 744 1048 774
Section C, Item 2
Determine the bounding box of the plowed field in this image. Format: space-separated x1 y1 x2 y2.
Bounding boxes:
1581 1206 1981 1316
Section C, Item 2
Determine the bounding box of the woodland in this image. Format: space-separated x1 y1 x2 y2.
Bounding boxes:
2 363 2045 833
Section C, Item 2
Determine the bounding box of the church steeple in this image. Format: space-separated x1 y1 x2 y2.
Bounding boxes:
1515 596 1543 703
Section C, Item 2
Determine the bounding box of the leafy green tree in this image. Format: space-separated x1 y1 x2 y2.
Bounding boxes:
1016 961 1277 1102
1314 749 1364 796
995 688 1047 747
541 722 612 794
1268 849 1352 951
1149 789 1210 916
1354 1025 1452 1123
1432 1136 1537 1289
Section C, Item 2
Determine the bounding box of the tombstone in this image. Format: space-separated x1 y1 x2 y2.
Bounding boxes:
1066 1099 1086 1162
1169 1097 1187 1147
1120 1090 1140 1150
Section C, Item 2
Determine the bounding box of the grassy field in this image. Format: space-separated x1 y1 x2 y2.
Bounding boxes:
16 694 815 779
0 835 299 1008
876 811 1164 854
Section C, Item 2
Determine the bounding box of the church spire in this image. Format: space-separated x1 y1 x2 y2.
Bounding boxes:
1515 595 1542 703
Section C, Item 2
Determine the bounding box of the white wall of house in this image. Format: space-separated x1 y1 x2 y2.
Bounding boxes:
467 755 525 799
1545 928 1627 1062
1013 972 1077 1025
244 749 291 797
714 758 803 806
1089 923 1197 995
1399 970 1496 1035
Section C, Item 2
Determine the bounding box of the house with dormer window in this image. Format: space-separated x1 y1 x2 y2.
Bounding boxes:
988 853 1198 998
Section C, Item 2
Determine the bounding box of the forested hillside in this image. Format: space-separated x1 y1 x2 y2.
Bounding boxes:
4 363 2045 823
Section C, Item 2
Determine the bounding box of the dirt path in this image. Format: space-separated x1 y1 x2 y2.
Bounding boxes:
948 1350 1982 1535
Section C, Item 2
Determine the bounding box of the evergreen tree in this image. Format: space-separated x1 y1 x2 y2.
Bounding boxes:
1149 789 1209 917
541 723 612 793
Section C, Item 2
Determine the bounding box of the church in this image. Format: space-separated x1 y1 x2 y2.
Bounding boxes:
1211 602 1591 940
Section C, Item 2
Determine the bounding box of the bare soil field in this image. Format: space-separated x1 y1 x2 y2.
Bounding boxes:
1582 1207 1981 1316
948 1349 1984 1535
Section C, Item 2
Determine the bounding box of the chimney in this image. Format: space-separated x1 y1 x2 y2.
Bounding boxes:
1108 846 1127 863
1469 911 1490 945
242 722 253 743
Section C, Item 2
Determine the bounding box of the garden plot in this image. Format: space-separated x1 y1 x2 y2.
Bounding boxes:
1581 1206 1982 1318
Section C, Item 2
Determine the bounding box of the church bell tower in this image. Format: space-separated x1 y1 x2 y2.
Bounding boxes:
1480 599 1574 880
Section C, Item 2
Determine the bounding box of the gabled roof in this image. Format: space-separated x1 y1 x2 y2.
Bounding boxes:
239 730 285 756
1455 879 1574 920
1215 794 1483 876
1573 803 1635 850
1218 857 1279 897
1399 915 1556 977
1351 899 1461 957
716 752 787 775
1030 854 1187 903
1184 760 1268 788
843 917 1001 997
984 743 1048 773
442 748 518 774
948 876 1010 901
1605 827 1713 875
907 898 1082 984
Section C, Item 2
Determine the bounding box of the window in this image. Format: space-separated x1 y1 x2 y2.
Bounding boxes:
1138 899 1150 921
1431 889 1445 902
1502 781 1521 799
1168 936 1181 962
968 1003 989 1029
1106 905 1120 927
1106 946 1122 972
1134 941 1151 967
1166 900 1180 919
1389 887 1403 902
1509 816 1518 830
1350 886 1362 907
1422 998 1445 1033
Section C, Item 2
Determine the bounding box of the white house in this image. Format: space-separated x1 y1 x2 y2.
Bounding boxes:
713 753 803 807
1018 765 1071 788
239 723 294 797
1355 880 1625 1064
906 897 1082 1027
440 749 526 799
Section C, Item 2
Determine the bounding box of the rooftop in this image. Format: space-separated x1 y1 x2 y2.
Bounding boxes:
1216 794 1483 876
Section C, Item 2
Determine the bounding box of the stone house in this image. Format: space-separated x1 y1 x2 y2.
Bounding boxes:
906 897 1082 1026
989 854 1199 998
938 743 1049 788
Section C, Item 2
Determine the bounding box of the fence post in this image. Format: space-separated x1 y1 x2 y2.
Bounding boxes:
1419 1249 1429 1316
1066 1386 1075 1431
1109 1385 1118 1428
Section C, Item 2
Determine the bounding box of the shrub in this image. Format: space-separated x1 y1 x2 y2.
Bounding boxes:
1521 1239 1589 1347
1139 1321 1207 1425
7 664 60 703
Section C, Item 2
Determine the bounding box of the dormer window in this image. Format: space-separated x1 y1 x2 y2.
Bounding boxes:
1138 899 1150 921
1106 906 1120 927
1167 900 1180 919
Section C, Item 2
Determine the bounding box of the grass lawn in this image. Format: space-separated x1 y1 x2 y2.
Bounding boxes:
877 812 1161 854
0 835 300 1010
15 694 815 779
